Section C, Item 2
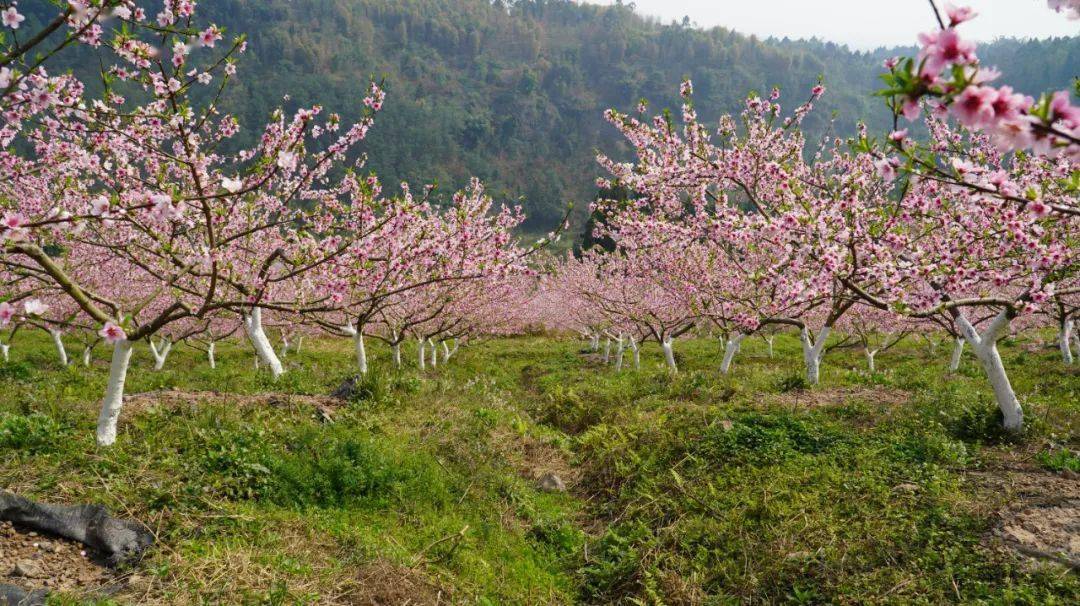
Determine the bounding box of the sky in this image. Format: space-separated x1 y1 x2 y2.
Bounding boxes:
587 0 1079 50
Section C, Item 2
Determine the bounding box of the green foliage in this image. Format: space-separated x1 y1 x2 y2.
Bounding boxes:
0 412 66 454
0 331 1077 603
1037 448 1080 473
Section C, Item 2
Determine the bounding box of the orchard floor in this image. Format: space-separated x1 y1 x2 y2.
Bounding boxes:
1 332 1078 605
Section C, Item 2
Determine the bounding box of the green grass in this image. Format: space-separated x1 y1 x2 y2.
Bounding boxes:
1 330 1077 604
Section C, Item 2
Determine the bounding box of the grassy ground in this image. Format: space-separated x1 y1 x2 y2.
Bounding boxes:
0 330 1077 604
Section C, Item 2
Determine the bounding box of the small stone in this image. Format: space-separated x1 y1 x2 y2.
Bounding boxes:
40 541 58 553
13 559 45 578
538 472 566 493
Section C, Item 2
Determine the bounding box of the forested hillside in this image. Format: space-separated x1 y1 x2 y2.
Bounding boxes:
43 0 1080 227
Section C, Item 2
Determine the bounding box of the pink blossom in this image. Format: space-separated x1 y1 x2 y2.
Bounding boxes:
944 3 977 26
222 177 243 193
199 26 223 48
951 86 996 128
1 7 25 29
917 28 976 77
99 322 127 344
23 299 48 316
0 302 14 326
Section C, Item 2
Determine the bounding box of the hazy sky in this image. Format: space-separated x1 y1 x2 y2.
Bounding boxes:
588 1 1079 50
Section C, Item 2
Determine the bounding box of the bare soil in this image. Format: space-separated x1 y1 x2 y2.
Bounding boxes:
0 520 113 594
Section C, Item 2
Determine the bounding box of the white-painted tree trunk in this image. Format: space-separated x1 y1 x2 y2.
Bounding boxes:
765 336 774 358
208 342 216 369
602 337 611 365
799 325 831 385
82 346 92 367
614 335 625 371
1059 320 1074 364
279 334 290 359
949 337 965 372
865 349 878 372
629 336 640 370
661 337 677 373
392 342 402 368
590 333 599 351
0 342 9 362
244 308 284 379
956 311 1023 432
96 339 134 447
296 336 304 354
720 334 746 374
417 337 426 370
441 340 451 364
148 338 172 371
50 330 68 366
354 332 368 374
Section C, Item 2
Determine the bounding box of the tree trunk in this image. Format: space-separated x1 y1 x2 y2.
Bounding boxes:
799 325 831 385
417 337 426 370
149 338 171 371
392 342 402 368
956 311 1023 432
661 337 677 373
279 334 290 358
0 342 9 362
208 341 216 369
96 340 134 447
602 337 611 365
82 346 92 367
50 330 68 366
1060 319 1074 364
614 335 625 371
629 336 640 370
765 336 774 358
428 339 438 369
865 348 877 372
720 334 745 374
354 331 368 375
949 337 965 372
441 340 451 364
244 308 284 379
296 336 304 354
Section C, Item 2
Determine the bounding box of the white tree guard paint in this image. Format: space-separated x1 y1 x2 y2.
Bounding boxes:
296 336 304 354
720 334 746 374
629 336 640 370
799 325 831 385
96 339 134 447
602 337 611 365
614 335 625 371
0 342 9 362
392 342 402 368
949 337 965 372
50 330 68 366
244 308 284 379
765 336 774 358
1060 320 1074 364
149 338 172 371
956 311 1023 432
354 332 368 374
661 337 677 372
279 334 290 358
208 342 216 369
865 349 878 372
417 337 426 370
82 346 92 367
441 340 452 364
